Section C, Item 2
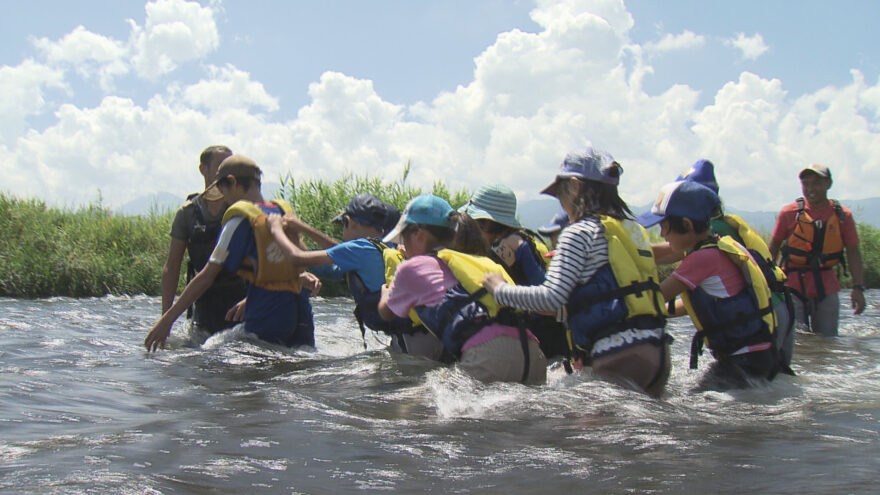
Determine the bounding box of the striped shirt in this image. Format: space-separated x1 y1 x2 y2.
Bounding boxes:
494 217 608 312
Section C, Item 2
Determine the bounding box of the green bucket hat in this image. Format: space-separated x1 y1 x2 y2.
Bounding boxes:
459 184 522 229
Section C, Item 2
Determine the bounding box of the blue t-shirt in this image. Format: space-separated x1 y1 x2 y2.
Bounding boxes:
323 238 387 292
212 202 314 347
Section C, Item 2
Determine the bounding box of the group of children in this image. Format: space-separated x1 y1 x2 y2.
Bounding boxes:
147 148 796 396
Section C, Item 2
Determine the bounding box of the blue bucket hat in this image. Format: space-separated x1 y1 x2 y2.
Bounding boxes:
677 159 719 193
458 184 522 229
637 181 720 228
541 147 622 197
383 194 454 244
537 209 569 235
333 193 400 234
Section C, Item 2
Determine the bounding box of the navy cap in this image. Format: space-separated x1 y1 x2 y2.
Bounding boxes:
537 209 569 235
677 159 719 193
637 181 720 228
541 147 622 197
333 193 400 234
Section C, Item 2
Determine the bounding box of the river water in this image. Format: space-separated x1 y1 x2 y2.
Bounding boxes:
0 293 878 494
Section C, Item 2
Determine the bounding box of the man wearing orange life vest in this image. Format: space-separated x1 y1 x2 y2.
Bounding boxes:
768 164 866 336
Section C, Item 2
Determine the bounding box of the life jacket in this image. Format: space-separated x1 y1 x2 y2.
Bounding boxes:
407 249 519 360
182 193 247 332
221 199 302 293
681 236 776 369
781 197 846 299
565 217 667 354
345 238 417 339
714 213 787 293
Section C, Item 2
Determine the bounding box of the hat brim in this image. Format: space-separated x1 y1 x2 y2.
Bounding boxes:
382 215 409 245
461 203 521 229
537 225 562 235
635 211 665 228
540 179 559 197
202 183 224 201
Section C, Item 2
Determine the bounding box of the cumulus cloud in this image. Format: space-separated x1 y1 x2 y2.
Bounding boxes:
0 59 67 146
183 64 279 112
129 0 220 79
1 0 878 213
645 30 706 54
32 26 129 90
725 32 769 61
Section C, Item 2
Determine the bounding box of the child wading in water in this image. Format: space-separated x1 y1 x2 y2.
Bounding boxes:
483 147 670 397
644 180 780 389
377 194 547 384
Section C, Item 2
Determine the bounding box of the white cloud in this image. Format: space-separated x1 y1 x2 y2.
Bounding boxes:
129 0 220 79
725 32 768 61
645 30 706 54
1 0 878 214
183 64 279 112
0 59 67 146
32 25 129 90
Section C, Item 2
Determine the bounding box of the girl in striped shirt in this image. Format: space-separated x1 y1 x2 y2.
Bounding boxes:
483 147 670 398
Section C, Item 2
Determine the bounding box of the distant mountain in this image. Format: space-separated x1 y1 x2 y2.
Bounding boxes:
518 196 880 232
116 192 182 215
116 182 283 216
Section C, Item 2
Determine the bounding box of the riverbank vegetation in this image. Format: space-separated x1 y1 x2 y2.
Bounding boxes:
1 181 877 298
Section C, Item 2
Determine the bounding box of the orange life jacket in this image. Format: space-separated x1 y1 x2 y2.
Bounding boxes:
781 197 846 299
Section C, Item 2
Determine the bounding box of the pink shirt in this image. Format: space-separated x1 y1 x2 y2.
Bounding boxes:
386 255 539 352
673 247 747 298
771 200 859 298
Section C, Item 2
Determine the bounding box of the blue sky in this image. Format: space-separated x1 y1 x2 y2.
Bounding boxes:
1 0 878 212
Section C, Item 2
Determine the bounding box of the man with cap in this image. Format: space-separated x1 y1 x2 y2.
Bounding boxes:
768 164 866 336
265 193 418 348
646 180 780 388
146 154 319 351
160 145 248 339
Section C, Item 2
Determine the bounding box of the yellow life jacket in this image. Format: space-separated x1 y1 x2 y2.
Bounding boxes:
221 199 303 293
565 217 667 352
721 213 787 289
405 249 515 331
680 236 776 368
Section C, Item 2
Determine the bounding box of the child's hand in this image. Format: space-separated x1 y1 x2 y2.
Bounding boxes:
266 213 283 233
482 272 506 294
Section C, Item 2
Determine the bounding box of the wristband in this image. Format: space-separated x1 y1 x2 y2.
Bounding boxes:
852 285 866 291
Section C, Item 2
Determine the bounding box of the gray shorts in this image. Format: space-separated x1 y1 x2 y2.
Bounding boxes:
458 335 547 385
792 291 840 336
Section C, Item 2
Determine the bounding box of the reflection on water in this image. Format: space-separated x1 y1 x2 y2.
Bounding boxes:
0 293 878 493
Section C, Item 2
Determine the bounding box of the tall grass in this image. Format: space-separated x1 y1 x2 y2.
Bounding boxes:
279 161 470 244
0 167 471 298
0 193 171 298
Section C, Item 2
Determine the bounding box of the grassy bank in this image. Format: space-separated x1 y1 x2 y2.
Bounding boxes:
1 181 877 298
0 168 470 298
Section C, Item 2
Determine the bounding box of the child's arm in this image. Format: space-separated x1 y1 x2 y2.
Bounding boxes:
660 275 689 317
651 242 684 265
282 212 339 249
267 214 334 267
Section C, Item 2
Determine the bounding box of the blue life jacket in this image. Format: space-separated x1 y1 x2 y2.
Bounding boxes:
566 218 667 354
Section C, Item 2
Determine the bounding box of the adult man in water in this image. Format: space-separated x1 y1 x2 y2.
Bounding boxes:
768 164 866 336
146 155 319 351
161 145 247 338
